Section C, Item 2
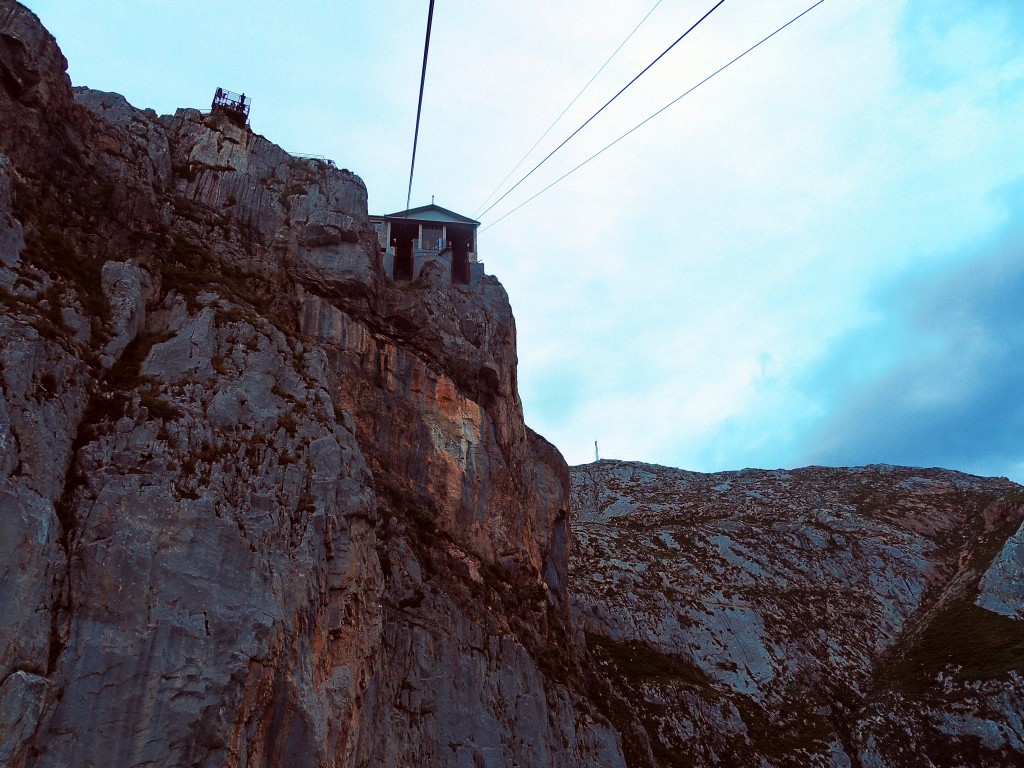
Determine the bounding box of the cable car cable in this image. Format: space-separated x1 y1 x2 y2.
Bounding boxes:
404 0 437 217
479 0 828 234
475 0 727 222
473 0 666 218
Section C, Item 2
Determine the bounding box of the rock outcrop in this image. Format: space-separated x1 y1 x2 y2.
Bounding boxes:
571 460 1024 767
5 4 1024 767
0 3 624 765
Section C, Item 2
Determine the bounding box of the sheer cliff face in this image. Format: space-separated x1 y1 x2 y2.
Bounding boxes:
0 3 624 766
571 461 1024 768
6 6 1024 768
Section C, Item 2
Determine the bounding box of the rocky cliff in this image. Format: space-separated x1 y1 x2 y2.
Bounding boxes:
4 4 1024 768
0 3 625 765
571 460 1024 767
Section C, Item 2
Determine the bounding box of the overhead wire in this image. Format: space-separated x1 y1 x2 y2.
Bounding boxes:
404 0 437 217
475 0 727 222
479 0 829 235
473 0 666 218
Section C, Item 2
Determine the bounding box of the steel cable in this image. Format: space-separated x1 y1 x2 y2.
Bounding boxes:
480 0 828 234
473 0 666 218
404 0 437 217
475 0 727 222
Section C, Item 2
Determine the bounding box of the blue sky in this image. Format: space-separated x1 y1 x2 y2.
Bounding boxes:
23 0 1024 481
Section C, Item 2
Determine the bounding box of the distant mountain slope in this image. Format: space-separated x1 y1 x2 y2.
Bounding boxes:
570 460 1024 767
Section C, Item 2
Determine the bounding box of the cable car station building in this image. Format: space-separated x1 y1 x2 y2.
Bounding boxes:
369 204 483 287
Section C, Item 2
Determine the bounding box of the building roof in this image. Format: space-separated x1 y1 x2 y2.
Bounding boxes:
373 203 480 226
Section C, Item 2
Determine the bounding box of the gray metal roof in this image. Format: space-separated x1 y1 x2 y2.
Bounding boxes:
373 203 480 226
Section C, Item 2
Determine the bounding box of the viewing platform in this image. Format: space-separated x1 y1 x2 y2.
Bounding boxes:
370 203 483 287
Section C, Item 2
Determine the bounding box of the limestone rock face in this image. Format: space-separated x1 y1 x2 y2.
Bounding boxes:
0 1 71 109
0 155 23 278
571 460 1024 767
7 4 1024 767
36 300 381 768
0 3 623 766
977 510 1024 619
99 260 154 366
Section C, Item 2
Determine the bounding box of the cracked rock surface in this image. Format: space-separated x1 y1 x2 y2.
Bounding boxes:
571 460 1024 767
0 3 624 765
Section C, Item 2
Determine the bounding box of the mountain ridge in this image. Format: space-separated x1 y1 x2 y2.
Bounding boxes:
570 459 1024 766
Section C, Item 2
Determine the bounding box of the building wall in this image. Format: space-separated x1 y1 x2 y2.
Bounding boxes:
369 217 482 287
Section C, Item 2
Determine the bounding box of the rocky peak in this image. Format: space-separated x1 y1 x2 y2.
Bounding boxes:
0 2 70 110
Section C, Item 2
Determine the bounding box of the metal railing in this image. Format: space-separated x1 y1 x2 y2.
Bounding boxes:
212 88 251 118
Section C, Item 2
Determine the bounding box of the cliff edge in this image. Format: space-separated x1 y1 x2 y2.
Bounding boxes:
0 3 626 766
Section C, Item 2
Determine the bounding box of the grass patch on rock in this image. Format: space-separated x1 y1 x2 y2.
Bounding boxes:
586 632 715 768
586 632 711 688
878 522 1024 692
882 595 1024 691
